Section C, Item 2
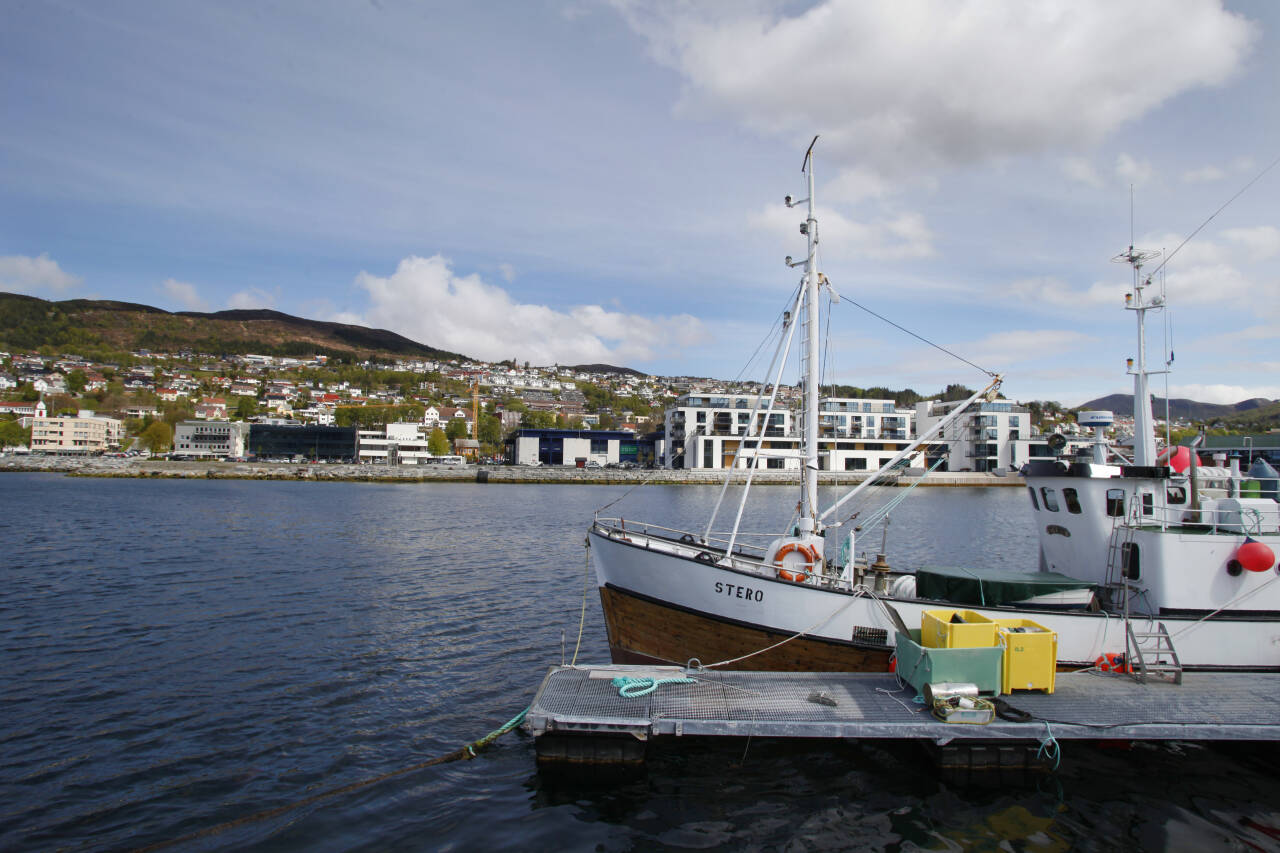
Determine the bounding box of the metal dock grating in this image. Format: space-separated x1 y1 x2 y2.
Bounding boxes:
525 665 1280 743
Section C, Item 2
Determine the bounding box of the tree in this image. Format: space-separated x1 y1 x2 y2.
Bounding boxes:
445 418 468 441
478 413 502 445
139 421 173 454
235 396 257 420
427 428 450 456
522 410 554 429
67 369 87 394
0 420 30 449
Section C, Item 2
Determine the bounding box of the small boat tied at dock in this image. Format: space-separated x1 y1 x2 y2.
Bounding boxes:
589 138 1280 674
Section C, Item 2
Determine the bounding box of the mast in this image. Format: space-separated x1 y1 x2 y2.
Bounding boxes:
1113 245 1163 467
799 138 820 528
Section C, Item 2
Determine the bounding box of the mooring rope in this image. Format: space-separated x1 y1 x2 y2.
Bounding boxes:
610 675 697 697
570 537 593 665
131 706 530 853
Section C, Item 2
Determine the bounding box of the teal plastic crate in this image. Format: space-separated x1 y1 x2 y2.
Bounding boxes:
894 629 1003 696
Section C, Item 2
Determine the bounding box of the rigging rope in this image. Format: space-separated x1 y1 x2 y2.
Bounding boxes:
841 295 997 378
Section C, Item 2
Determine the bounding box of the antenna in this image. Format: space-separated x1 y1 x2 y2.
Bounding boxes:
801 135 819 173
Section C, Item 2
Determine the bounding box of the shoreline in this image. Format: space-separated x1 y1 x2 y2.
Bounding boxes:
0 456 1025 486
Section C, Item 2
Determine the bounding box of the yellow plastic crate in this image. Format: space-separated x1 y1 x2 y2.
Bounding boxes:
921 609 999 649
995 618 1057 693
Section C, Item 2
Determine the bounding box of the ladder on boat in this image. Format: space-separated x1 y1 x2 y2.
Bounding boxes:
1106 501 1184 685
1126 622 1183 685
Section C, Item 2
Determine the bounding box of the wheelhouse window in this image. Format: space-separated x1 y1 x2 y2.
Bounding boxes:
1106 488 1125 517
1063 487 1082 514
1027 487 1040 511
1167 485 1187 505
1040 487 1060 512
1142 493 1154 516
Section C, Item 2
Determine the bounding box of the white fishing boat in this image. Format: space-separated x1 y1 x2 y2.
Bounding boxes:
589 139 1280 674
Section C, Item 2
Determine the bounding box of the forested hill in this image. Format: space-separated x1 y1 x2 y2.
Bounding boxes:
0 293 466 361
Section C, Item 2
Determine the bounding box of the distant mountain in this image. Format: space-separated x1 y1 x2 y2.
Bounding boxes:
0 293 466 361
1078 393 1277 422
566 363 648 378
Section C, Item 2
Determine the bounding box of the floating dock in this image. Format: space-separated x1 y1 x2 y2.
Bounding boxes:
525 665 1280 767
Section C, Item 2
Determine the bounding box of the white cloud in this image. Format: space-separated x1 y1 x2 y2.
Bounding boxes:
227 288 276 310
497 263 516 283
1168 383 1280 405
352 255 707 365
1182 164 1226 183
1010 228 1280 312
0 253 82 295
966 329 1099 368
159 278 209 311
614 0 1256 179
1221 225 1280 261
750 203 934 262
1115 153 1153 186
1061 157 1103 188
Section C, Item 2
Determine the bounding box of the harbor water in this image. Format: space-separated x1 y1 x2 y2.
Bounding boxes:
2 473 1278 851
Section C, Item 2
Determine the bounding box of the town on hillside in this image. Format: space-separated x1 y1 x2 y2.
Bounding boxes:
1 348 1277 472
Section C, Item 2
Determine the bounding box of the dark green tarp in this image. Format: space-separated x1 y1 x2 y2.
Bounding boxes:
914 565 1094 607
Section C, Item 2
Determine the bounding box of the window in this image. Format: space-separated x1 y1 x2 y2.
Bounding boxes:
1027 487 1040 511
1040 487 1060 512
1121 542 1140 580
1063 487 1082 514
1142 493 1154 516
1167 485 1187 505
1106 488 1125 517
845 458 867 471
767 458 784 469
590 438 608 454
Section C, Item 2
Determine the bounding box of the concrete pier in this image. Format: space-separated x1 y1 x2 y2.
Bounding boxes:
0 455 1023 486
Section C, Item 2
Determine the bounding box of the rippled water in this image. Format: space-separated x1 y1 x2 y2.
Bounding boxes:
2 474 1278 851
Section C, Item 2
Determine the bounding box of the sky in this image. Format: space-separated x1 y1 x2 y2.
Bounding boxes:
2 0 1278 407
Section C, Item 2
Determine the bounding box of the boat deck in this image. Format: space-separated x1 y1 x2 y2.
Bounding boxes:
525 664 1280 745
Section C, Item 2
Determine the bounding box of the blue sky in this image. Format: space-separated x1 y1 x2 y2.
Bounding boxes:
2 0 1278 407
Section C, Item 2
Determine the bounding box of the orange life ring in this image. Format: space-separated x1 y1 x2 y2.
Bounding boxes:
774 542 818 582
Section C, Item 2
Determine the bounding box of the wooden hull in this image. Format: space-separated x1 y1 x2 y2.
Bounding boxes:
599 584 892 672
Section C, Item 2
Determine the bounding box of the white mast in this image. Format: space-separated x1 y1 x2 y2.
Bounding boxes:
799 138 821 528
1114 245 1163 467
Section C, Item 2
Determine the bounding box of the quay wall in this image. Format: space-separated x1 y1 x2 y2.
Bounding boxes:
0 455 1024 487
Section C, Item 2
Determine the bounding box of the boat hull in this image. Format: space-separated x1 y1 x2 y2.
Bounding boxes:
599 584 892 671
590 524 1280 671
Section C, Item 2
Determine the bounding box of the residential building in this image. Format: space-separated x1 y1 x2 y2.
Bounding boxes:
663 393 923 472
30 409 124 453
915 399 1030 472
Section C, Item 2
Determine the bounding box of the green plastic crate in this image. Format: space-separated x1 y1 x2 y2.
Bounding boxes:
894 629 1003 695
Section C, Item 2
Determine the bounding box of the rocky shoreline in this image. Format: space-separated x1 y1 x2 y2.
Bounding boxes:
0 455 1024 486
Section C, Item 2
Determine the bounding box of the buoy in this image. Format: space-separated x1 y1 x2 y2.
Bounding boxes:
1235 537 1276 573
1168 446 1191 473
774 542 818 582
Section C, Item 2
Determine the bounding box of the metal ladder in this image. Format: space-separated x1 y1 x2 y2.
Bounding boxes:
1106 501 1184 684
1125 621 1183 684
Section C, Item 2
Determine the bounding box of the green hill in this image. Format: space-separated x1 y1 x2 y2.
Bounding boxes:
0 292 466 361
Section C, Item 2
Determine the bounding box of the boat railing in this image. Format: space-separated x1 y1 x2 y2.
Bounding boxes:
593 516 860 592
1138 497 1280 536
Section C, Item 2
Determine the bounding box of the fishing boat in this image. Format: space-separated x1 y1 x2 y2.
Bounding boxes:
588 139 1280 673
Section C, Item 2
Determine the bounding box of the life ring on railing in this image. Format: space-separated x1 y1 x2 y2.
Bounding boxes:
774 542 818 583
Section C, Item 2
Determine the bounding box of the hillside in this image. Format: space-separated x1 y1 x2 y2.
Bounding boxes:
0 293 467 361
1078 393 1277 423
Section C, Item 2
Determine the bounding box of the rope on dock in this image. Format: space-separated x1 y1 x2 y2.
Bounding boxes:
610 675 697 697
131 706 530 853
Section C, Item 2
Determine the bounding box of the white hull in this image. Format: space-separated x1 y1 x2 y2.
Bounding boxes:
590 523 1280 670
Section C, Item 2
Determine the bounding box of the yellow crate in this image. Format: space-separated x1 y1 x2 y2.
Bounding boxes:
921 609 999 649
995 619 1057 693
